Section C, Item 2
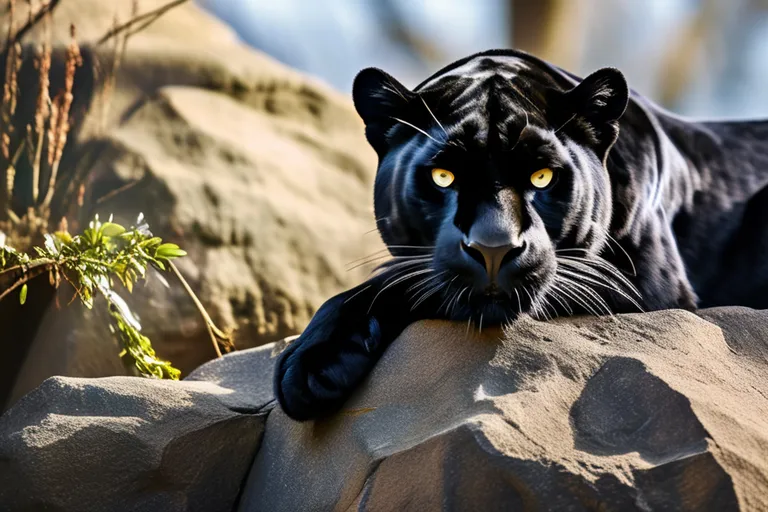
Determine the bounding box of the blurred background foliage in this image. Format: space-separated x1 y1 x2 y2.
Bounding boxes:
201 0 768 119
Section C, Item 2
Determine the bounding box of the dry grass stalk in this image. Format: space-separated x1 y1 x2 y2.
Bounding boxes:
0 42 20 158
3 0 15 51
30 8 51 203
2 0 22 222
2 0 18 161
40 23 80 214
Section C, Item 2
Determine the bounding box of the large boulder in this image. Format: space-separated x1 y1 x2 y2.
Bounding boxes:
243 307 768 511
2 0 381 408
0 342 276 512
2 307 767 510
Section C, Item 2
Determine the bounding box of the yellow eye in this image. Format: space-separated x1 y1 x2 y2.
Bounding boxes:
431 168 455 188
530 168 554 189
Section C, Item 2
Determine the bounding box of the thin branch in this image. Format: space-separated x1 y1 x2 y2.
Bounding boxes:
97 6 132 134
2 0 61 52
96 0 189 45
0 258 55 302
0 271 33 302
94 179 140 205
168 260 231 358
4 138 25 223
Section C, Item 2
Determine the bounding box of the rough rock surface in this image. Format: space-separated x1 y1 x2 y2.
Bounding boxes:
0 342 276 512
2 0 380 407
241 308 768 511
2 307 767 511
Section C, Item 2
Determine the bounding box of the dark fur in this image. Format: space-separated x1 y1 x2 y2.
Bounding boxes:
275 49 768 421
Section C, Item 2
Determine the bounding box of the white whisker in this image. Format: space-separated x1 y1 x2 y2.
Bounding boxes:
546 284 574 315
554 112 578 134
369 258 432 278
390 116 440 144
381 84 409 102
540 296 556 321
406 271 445 294
368 267 433 313
419 95 449 140
523 287 541 320
348 254 431 272
557 255 642 299
555 278 601 316
344 284 372 304
412 278 450 311
437 277 459 314
408 271 448 308
557 264 644 311
451 286 469 317
605 232 637 276
557 275 613 316
386 245 436 250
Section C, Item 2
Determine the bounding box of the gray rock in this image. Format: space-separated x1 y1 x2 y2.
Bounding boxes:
240 309 768 511
4 308 768 511
0 344 276 512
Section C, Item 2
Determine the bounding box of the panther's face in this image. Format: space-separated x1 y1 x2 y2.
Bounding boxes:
353 52 631 325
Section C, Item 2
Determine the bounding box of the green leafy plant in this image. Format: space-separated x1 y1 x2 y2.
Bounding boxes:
0 0 220 381
0 213 230 379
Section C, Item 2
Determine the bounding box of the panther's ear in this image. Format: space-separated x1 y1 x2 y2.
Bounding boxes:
353 67 415 155
567 68 629 123
558 68 629 154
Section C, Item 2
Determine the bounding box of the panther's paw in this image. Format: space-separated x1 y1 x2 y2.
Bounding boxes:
275 315 383 421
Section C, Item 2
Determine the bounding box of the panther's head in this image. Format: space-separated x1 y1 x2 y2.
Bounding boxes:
353 51 632 324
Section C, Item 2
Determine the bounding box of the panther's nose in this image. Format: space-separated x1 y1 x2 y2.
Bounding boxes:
461 240 526 283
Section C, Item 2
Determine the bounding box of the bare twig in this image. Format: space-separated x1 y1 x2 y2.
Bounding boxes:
96 0 189 45
0 258 55 302
99 2 136 133
168 260 231 358
2 0 60 52
94 179 140 205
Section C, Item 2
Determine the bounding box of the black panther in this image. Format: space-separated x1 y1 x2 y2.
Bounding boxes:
275 49 768 421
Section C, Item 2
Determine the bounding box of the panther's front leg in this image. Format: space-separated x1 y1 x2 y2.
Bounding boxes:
274 271 429 421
